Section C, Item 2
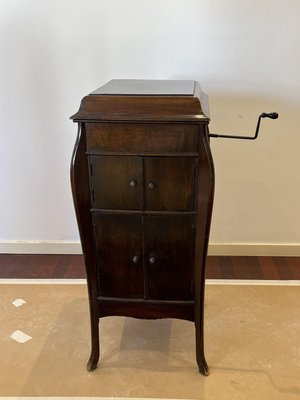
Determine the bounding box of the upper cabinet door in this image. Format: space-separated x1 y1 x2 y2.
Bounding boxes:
145 157 196 211
90 155 143 210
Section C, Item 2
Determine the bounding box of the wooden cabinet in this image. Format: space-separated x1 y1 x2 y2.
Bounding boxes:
71 79 214 375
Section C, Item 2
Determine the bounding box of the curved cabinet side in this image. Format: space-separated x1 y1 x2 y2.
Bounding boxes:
194 124 215 376
70 123 100 371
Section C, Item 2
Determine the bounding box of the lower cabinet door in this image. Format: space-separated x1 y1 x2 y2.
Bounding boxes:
146 215 194 301
94 213 144 298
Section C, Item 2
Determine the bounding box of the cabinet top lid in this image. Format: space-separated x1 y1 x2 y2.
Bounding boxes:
71 79 209 122
90 79 196 96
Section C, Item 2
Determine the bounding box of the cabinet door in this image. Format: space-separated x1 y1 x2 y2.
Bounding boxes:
94 214 144 298
146 215 194 301
90 156 142 210
145 157 196 211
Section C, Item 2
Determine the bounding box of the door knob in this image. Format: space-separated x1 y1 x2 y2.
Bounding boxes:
129 179 137 187
149 256 156 264
148 181 155 189
132 256 139 264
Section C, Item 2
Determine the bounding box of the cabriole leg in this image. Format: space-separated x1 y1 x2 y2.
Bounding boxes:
195 321 209 376
87 312 100 371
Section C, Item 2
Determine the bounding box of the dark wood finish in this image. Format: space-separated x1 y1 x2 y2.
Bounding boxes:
91 154 196 212
282 257 300 279
214 256 236 279
206 256 300 280
94 213 144 298
193 125 214 376
97 297 194 321
70 123 100 371
71 80 213 375
86 123 198 154
90 155 143 210
146 215 194 301
71 81 210 122
232 256 263 280
272 257 296 280
256 256 282 280
1 254 299 280
144 157 196 211
0 254 86 278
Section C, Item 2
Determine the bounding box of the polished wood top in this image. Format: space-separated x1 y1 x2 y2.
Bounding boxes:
90 79 196 96
71 79 209 122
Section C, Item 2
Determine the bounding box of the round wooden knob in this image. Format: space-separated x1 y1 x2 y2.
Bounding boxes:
129 179 137 187
148 181 155 189
149 256 156 264
132 256 139 264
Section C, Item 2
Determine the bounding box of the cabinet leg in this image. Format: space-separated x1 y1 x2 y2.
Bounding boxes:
195 322 209 376
87 315 100 372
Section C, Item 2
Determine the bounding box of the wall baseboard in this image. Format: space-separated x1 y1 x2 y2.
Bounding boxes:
0 241 82 255
0 240 299 256
208 243 300 256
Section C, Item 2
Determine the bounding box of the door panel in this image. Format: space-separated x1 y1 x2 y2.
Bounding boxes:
90 155 142 210
94 213 144 298
145 157 196 211
146 215 194 301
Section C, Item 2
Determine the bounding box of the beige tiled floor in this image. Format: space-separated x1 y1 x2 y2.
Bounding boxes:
1 283 299 399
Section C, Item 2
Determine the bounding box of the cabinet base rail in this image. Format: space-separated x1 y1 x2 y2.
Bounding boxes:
97 297 195 321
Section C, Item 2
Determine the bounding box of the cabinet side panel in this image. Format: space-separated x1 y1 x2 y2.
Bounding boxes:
194 124 215 319
70 124 98 300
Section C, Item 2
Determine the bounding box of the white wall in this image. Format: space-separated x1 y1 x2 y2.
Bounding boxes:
0 0 299 254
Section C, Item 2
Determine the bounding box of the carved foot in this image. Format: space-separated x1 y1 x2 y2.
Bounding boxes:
87 352 99 372
87 313 100 372
198 358 209 376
